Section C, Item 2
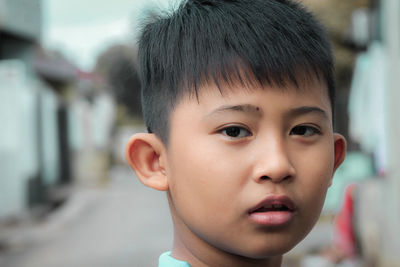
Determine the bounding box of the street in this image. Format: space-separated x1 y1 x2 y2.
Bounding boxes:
0 166 173 267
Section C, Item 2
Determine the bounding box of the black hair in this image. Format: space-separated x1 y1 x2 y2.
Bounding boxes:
138 0 335 144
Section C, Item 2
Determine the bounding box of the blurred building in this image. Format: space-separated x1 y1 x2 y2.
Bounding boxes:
0 0 115 223
0 0 49 219
343 0 400 266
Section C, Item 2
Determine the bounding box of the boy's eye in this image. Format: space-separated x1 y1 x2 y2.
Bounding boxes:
220 126 252 138
290 125 321 137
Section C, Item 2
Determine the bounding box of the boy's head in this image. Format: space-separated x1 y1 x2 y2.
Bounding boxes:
139 0 335 144
127 0 346 265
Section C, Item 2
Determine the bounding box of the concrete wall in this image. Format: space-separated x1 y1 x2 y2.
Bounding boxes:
0 61 39 218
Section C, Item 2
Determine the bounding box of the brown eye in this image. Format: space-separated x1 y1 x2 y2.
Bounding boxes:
290 125 321 136
221 126 252 138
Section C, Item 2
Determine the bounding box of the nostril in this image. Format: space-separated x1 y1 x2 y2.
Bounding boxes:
259 175 292 182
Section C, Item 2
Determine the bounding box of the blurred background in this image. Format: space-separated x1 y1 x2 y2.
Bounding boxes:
0 0 399 266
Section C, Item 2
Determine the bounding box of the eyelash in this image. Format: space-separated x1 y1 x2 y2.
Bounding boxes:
219 125 252 139
218 124 321 139
289 125 321 136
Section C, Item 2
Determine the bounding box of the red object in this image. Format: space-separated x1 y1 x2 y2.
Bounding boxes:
334 184 357 258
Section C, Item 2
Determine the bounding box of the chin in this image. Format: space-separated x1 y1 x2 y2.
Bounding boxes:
228 240 297 260
251 247 293 259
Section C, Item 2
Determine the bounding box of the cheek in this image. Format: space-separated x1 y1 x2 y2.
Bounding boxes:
167 138 242 220
296 137 335 184
294 142 335 218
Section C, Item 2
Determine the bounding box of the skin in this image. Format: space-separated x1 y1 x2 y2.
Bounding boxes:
126 78 346 267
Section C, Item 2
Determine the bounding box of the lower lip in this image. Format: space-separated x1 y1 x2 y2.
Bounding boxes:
249 211 294 226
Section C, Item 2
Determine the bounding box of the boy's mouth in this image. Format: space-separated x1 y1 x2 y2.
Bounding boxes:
248 195 296 226
249 195 296 213
251 204 291 213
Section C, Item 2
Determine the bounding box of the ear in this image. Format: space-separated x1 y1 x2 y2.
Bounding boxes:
125 133 168 191
328 133 346 187
333 133 346 173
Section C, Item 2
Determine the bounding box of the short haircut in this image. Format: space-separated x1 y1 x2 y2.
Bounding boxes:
138 0 335 144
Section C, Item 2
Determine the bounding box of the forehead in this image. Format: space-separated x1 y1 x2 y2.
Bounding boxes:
182 65 329 99
180 74 331 113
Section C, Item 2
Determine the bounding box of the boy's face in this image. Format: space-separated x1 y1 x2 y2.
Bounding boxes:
163 78 345 260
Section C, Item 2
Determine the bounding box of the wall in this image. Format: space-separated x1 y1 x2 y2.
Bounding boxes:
0 0 42 40
380 0 400 265
0 61 38 218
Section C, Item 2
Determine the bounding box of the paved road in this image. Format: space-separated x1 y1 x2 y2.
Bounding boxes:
0 166 173 267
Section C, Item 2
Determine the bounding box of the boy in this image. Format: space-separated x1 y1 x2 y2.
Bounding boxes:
125 0 346 266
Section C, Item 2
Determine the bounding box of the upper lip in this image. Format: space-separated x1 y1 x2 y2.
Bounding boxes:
248 195 296 213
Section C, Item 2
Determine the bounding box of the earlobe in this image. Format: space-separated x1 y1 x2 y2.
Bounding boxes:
333 133 346 173
125 133 169 191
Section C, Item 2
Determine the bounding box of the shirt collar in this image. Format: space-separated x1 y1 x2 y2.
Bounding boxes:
158 251 191 267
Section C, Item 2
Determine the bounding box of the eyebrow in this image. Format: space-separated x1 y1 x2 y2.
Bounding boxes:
205 104 262 118
287 106 329 119
205 104 329 120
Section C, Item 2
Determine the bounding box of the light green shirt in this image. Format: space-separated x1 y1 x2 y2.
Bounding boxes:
158 251 191 267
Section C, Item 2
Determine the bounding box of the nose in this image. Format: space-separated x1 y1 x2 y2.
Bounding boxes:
252 139 296 183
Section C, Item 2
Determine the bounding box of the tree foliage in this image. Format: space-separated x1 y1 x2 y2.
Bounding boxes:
94 44 142 117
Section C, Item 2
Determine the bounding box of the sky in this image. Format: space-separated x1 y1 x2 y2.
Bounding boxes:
42 0 171 71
